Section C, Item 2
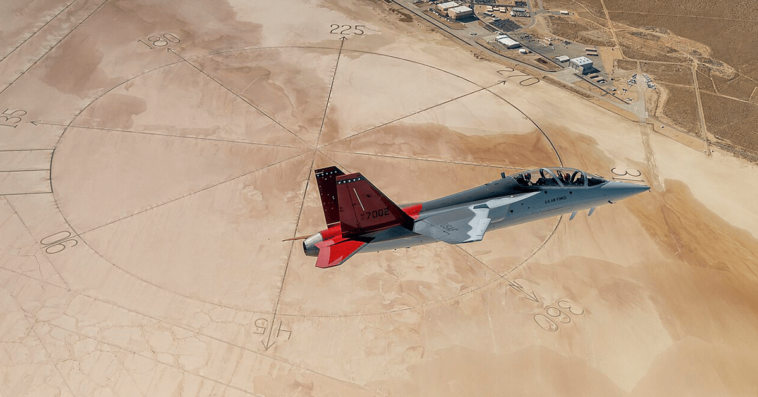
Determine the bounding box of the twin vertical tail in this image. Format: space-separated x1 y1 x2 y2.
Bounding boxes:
315 166 411 236
314 167 344 228
310 166 411 268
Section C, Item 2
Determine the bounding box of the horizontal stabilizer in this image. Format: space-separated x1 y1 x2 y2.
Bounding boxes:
315 237 366 268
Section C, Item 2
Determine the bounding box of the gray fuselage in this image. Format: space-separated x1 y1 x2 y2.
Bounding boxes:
359 173 647 252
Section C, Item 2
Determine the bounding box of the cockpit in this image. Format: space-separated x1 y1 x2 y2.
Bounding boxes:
510 168 606 188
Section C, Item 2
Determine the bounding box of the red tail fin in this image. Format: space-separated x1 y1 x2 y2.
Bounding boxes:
315 166 344 227
336 173 412 237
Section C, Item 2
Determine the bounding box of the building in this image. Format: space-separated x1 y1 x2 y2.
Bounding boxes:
555 55 570 63
569 56 593 74
448 5 473 19
496 35 521 49
515 0 527 6
437 1 458 13
510 7 528 16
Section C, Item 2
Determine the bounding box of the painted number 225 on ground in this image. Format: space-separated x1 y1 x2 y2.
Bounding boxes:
329 24 364 35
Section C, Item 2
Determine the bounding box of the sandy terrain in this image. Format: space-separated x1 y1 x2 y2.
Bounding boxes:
544 0 758 158
1 0 758 396
544 15 614 47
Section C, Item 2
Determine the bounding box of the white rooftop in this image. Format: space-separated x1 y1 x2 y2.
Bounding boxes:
570 56 593 65
450 5 472 12
438 1 459 8
497 37 521 47
556 55 570 62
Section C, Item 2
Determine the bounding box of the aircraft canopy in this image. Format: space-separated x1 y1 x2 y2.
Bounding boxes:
511 168 606 188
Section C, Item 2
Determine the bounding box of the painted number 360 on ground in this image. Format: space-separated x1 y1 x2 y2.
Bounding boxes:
533 300 585 332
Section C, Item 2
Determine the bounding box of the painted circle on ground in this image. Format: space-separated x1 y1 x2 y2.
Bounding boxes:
52 46 562 316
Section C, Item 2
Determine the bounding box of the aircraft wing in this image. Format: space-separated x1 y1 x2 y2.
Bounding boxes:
413 192 539 244
315 237 367 268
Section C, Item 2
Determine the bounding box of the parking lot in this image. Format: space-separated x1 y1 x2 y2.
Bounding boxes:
510 32 612 86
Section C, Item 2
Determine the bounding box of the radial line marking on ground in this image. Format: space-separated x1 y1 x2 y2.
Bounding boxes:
455 215 562 278
0 265 373 394
0 0 109 96
261 39 349 350
484 87 564 167
35 121 302 149
0 0 78 63
316 149 353 174
454 245 503 277
40 322 280 397
3 197 71 290
0 192 52 197
167 48 313 149
34 44 565 322
324 149 526 170
78 152 308 236
322 81 503 148
275 216 564 320
316 37 347 147
263 154 314 351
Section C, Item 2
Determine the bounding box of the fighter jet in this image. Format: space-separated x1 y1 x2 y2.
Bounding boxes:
295 166 649 268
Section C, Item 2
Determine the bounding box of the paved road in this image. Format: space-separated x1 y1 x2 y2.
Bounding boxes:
392 0 637 115
392 0 540 70
633 67 648 121
691 63 712 154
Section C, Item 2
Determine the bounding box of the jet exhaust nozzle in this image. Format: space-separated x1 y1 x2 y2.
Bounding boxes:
303 233 323 257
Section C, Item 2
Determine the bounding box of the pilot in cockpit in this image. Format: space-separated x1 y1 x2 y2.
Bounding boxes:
571 171 584 185
515 172 532 186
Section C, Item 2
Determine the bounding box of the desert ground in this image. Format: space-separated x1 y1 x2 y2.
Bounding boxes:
540 0 758 159
1 0 758 396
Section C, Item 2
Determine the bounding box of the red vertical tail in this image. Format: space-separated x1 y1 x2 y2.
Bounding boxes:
315 166 344 227
336 173 412 237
